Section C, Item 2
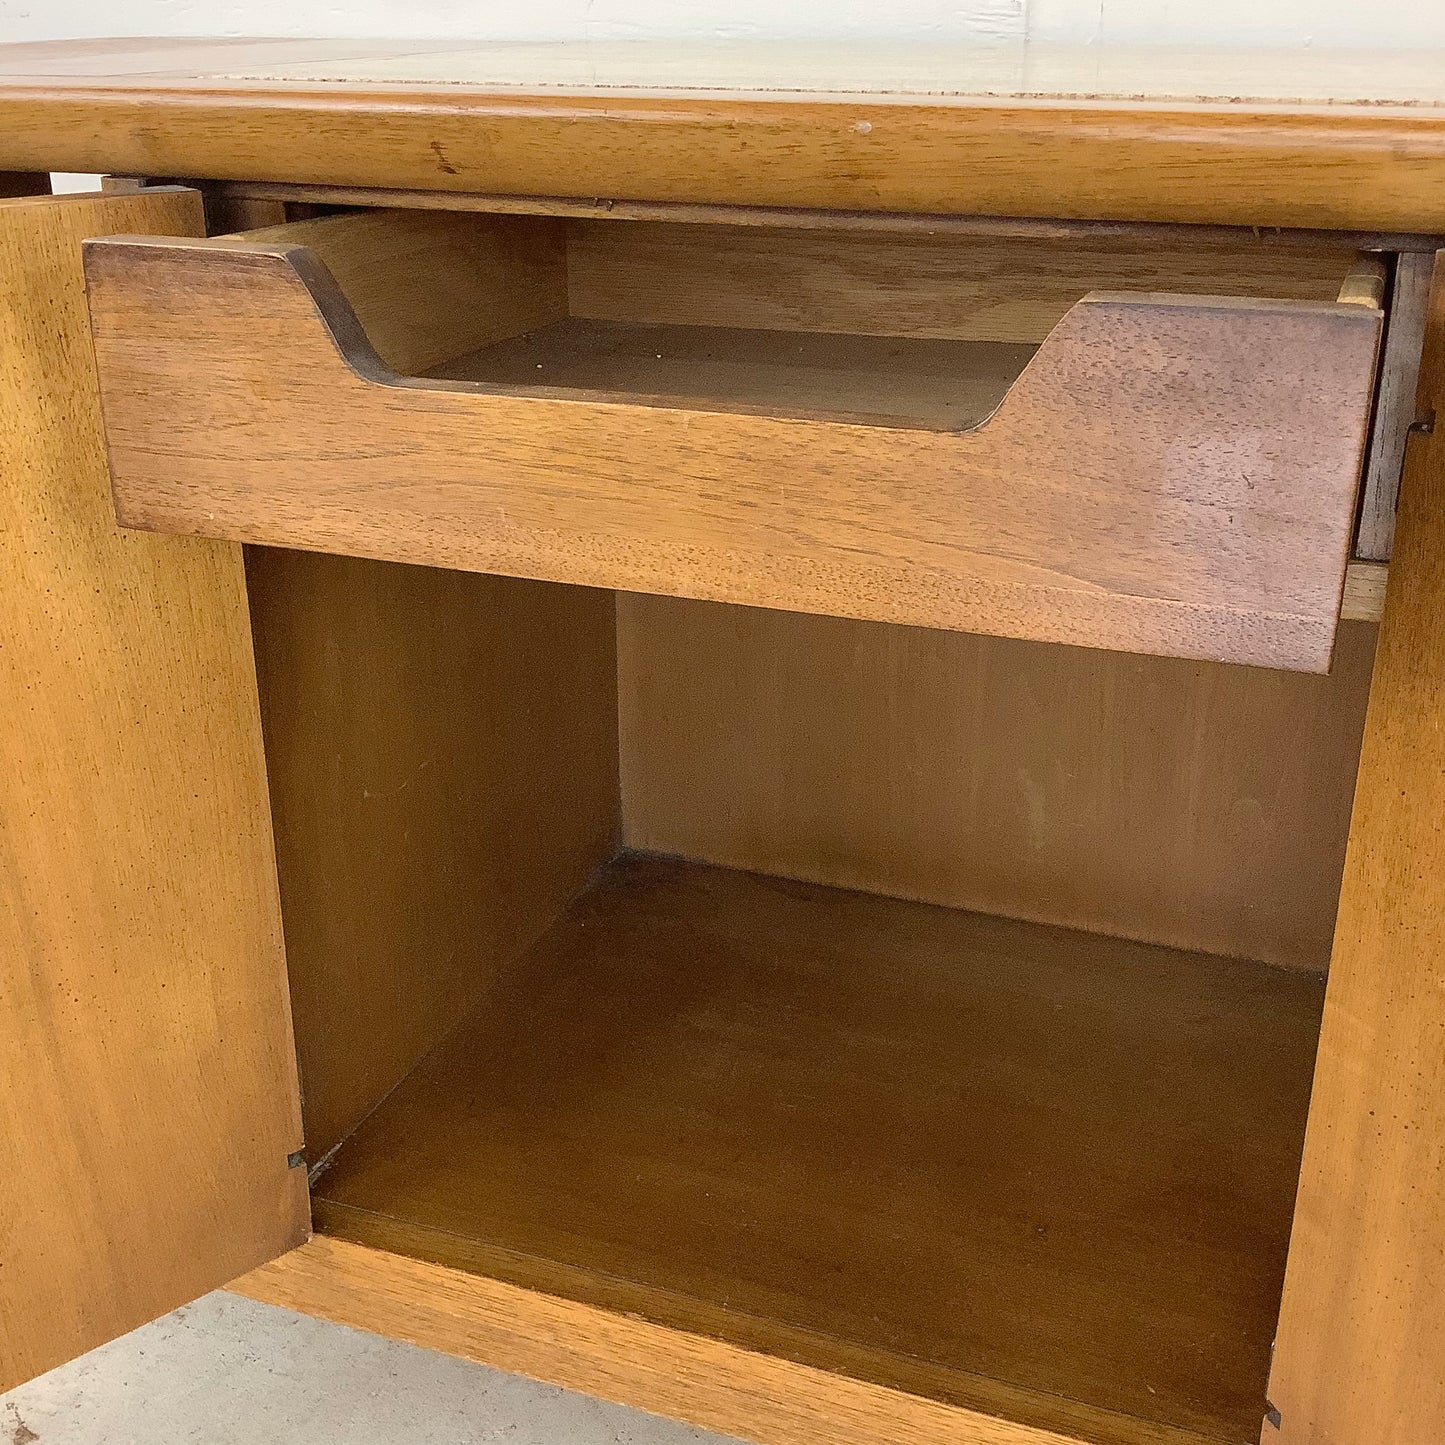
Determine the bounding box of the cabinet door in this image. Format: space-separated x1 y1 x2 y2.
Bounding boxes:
0 186 307 1390
1265 254 1445 1443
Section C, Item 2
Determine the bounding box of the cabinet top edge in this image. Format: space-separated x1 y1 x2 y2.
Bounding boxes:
12 38 1445 230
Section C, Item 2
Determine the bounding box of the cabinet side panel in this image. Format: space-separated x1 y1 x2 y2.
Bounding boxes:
0 190 307 1391
246 551 619 1163
1267 257 1445 1444
619 596 1374 970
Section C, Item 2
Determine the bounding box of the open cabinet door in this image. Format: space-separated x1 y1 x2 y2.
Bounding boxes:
1265 254 1445 1443
0 187 308 1390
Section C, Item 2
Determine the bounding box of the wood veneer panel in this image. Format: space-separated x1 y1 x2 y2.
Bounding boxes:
85 233 1379 670
619 600 1375 970
10 40 1445 229
305 854 1323 1445
566 222 1364 343
0 189 306 1389
246 551 619 1163
1264 256 1445 1444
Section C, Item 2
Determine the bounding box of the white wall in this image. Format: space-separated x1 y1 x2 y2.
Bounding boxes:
2 0 1444 49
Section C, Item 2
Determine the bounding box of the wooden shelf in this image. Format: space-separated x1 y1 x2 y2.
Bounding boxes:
311 852 1325 1445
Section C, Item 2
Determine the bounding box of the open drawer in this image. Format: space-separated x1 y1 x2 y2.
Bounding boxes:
83 209 1385 671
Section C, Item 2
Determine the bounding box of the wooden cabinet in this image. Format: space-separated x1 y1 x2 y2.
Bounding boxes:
3 38 1445 1445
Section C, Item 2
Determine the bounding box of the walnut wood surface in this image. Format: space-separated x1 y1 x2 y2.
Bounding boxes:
246 551 619 1163
0 188 307 1390
565 221 1370 342
297 854 1323 1445
231 209 568 372
1264 255 1445 1445
430 319 1037 431
84 229 1379 669
619 599 1375 969
10 39 1445 229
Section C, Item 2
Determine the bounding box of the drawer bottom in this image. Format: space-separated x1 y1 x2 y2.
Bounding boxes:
246 853 1322 1445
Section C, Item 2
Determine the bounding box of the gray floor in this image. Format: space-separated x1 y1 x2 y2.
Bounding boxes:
2 1291 740 1445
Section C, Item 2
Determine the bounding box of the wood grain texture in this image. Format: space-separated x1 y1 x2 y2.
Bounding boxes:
566 221 1367 343
0 189 306 1391
1335 255 1388 309
619 598 1375 970
430 318 1037 431
245 550 619 1164
11 40 1445 229
233 1234 1106 1445
84 232 1381 670
198 182 1445 253
1341 559 1388 621
1265 259 1445 1445
298 854 1323 1445
1356 252 1435 560
304 1203 1224 1445
231 210 568 372
201 190 287 233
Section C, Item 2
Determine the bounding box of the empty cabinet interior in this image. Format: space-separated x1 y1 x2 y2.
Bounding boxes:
104 199 1390 1445
244 539 1375 1445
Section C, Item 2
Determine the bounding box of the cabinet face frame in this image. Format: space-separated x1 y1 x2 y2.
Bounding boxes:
1264 252 1445 1445
0 183 308 1391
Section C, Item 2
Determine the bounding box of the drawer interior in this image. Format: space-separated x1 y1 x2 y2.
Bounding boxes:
236 207 1373 427
246 548 1377 1445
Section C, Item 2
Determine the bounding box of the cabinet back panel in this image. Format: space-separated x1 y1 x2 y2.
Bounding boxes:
247 550 619 1162
619 596 1375 969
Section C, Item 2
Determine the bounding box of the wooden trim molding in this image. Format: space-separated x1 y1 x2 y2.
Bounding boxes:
6 40 1445 229
234 1234 1195 1445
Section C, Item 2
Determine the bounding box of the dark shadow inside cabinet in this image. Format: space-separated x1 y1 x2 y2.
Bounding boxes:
244 547 1374 1445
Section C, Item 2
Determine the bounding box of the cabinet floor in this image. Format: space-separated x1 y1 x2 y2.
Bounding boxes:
312 853 1326 1445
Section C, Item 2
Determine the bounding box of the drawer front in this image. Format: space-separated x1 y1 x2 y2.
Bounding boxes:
84 222 1382 671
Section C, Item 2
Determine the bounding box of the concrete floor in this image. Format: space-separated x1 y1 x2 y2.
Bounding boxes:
2 1291 741 1445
